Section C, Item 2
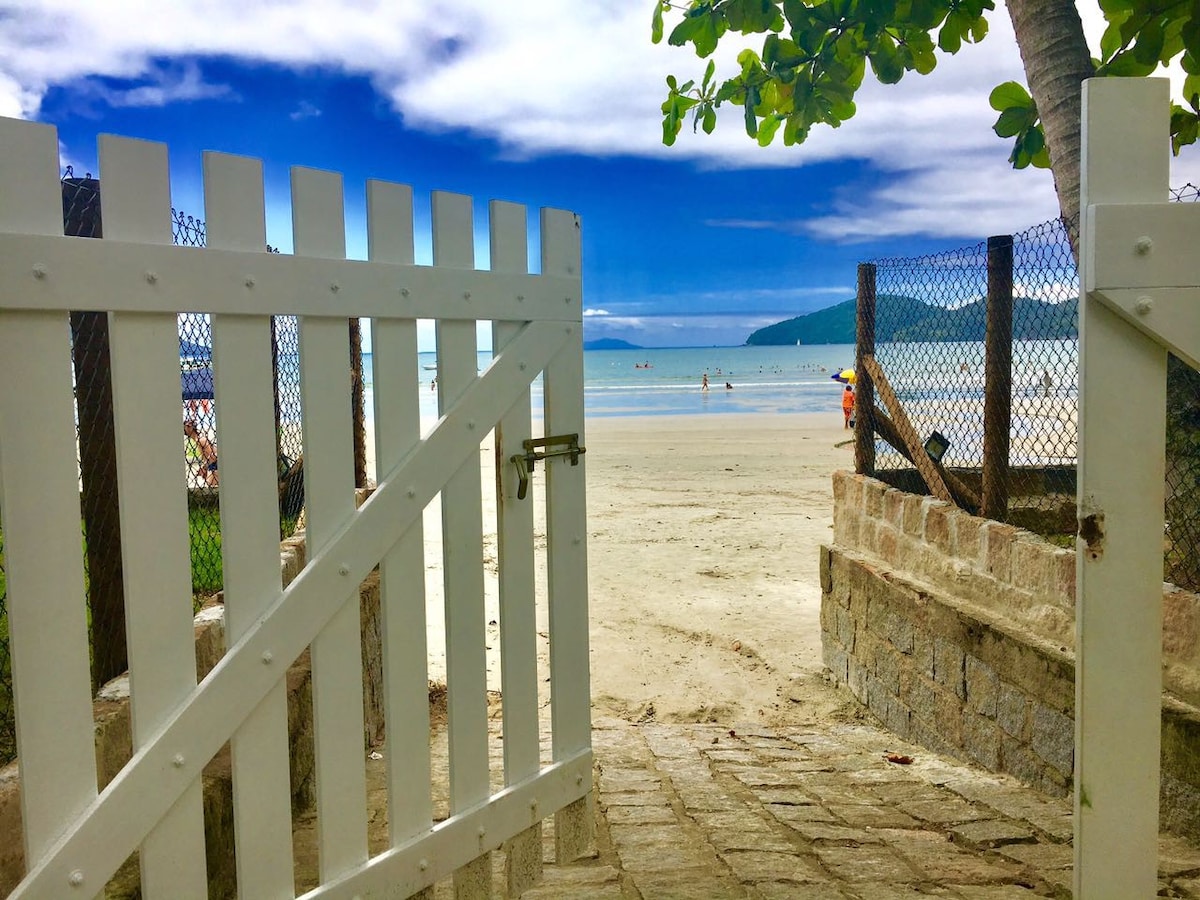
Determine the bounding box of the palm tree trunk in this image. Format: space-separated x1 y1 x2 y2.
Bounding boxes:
1005 0 1096 240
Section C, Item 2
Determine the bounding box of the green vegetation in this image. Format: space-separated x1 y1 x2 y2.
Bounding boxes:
187 504 224 596
745 295 1078 346
653 0 1200 232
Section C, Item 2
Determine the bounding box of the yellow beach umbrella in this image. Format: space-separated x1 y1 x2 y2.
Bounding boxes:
831 368 856 385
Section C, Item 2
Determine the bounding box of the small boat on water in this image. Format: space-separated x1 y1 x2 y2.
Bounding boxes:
422 363 438 371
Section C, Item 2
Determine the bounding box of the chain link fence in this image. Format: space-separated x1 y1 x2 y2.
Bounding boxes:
1166 184 1200 590
860 187 1200 591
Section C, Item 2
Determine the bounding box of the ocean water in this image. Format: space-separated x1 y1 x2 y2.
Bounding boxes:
358 344 859 422
353 338 1081 467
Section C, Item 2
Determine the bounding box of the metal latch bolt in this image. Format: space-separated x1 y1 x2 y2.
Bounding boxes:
511 434 585 500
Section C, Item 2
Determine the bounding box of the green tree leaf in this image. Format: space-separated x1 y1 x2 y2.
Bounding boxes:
989 81 1032 112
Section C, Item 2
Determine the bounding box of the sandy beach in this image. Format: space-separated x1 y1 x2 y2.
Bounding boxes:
375 409 857 728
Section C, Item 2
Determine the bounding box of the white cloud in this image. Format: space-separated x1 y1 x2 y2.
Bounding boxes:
289 100 322 121
583 308 611 316
0 0 1189 241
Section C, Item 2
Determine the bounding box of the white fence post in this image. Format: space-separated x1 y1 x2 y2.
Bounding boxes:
1075 76 1170 896
541 208 594 862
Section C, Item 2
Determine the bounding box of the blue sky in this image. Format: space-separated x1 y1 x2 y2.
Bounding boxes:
3 1 1198 348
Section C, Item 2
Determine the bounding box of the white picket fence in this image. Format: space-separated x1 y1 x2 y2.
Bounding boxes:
0 116 592 898
1075 77 1200 896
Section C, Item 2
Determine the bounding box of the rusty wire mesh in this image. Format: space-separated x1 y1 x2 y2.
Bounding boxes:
1166 184 1200 590
869 218 1079 536
866 187 1200 589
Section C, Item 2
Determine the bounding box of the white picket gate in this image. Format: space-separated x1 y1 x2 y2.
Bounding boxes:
0 116 593 898
1076 77 1200 896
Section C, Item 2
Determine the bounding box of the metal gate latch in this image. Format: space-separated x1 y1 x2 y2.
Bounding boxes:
511 434 585 500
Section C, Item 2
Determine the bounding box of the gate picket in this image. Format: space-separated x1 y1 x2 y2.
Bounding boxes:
0 118 100 882
490 200 543 895
432 190 494 896
101 134 208 898
292 166 370 880
366 179 436 860
205 150 296 898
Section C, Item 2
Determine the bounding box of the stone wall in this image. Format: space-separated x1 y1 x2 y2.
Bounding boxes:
0 515 387 897
821 471 1200 838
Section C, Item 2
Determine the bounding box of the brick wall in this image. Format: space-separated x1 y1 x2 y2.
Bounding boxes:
822 471 1200 838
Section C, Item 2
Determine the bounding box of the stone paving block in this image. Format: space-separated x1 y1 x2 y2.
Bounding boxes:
781 820 886 845
947 818 1036 850
730 768 808 788
629 867 750 899
827 802 922 829
770 758 839 774
1021 811 1072 843
655 759 715 780
866 780 949 804
703 749 756 765
640 728 703 759
674 785 745 812
688 810 773 832
750 787 818 806
950 886 1057 899
613 837 712 872
756 883 852 899
720 850 829 885
814 844 921 883
896 842 1024 884
1159 833 1200 876
765 803 838 827
843 886 958 899
843 764 924 785
600 775 663 795
801 780 888 806
706 827 795 853
518 863 623 898
608 823 686 848
995 841 1073 870
827 755 886 773
750 746 814 761
605 803 678 825
1173 875 1200 897
898 796 989 825
600 790 674 807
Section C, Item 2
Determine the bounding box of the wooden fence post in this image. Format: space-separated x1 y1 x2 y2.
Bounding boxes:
63 176 128 690
855 263 876 476
982 234 1013 520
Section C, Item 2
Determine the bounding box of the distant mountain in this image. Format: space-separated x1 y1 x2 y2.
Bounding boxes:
584 338 642 350
745 295 1078 345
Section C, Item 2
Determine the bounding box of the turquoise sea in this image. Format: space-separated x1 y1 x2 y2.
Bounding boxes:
354 339 1078 468
361 344 859 422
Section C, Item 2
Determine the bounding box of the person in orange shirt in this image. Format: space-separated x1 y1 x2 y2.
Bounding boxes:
842 384 855 429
